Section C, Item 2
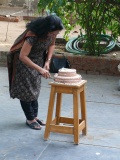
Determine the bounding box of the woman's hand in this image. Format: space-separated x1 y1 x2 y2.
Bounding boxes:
43 60 50 71
39 68 51 79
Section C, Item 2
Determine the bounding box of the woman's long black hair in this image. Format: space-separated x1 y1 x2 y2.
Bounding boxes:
26 15 64 38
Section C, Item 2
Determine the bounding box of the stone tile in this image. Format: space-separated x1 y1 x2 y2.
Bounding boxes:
0 67 120 160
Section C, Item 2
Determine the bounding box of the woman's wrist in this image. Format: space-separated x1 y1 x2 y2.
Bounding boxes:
37 66 42 73
46 58 51 62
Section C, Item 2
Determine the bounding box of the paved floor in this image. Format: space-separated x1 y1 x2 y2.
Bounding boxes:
0 67 120 160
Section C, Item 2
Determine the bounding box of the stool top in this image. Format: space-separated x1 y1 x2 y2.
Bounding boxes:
49 80 87 88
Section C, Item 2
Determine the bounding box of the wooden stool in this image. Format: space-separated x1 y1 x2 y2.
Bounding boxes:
44 80 87 144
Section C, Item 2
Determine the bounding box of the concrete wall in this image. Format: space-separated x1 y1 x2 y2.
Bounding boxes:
0 50 120 76
0 0 8 5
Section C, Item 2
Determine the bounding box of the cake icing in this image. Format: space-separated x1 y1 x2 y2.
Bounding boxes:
54 68 82 84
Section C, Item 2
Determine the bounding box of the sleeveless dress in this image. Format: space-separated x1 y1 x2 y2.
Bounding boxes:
10 35 54 102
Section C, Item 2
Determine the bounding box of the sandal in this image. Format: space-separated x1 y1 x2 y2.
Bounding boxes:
26 121 42 130
36 119 46 126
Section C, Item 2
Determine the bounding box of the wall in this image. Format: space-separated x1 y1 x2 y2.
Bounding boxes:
0 0 7 5
0 39 120 76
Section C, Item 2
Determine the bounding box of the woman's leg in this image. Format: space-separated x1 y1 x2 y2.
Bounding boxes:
20 100 34 120
20 100 41 129
32 99 46 126
31 100 38 118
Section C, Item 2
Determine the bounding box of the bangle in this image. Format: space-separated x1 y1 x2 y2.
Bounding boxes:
47 58 51 61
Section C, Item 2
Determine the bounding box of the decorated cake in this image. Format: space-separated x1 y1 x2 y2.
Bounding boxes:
54 68 82 84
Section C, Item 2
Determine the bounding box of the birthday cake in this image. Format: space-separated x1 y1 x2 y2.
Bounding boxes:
54 68 82 84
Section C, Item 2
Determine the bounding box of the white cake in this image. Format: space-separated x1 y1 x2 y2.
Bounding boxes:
54 68 82 84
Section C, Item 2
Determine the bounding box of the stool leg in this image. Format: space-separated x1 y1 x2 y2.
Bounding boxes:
44 86 56 140
73 90 79 144
80 86 87 135
55 93 62 125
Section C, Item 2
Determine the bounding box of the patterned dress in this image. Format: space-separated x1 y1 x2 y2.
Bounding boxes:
10 35 54 102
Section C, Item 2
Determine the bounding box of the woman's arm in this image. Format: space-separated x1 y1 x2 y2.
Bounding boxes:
44 44 55 70
47 44 55 61
19 41 50 78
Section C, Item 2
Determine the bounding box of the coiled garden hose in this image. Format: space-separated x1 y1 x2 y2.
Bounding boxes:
65 34 120 55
